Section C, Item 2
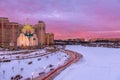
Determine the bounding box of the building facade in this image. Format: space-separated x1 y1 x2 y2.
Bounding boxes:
0 17 9 48
45 33 54 45
0 17 54 49
9 22 20 48
34 21 46 45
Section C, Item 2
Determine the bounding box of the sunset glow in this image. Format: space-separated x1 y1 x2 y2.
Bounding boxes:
0 0 120 39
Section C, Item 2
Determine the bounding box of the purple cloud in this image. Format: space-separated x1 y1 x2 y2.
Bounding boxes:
0 0 120 39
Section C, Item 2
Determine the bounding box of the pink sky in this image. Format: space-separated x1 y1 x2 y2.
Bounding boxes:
0 0 120 39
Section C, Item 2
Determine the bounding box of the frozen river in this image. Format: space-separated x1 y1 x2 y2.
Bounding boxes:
55 45 120 80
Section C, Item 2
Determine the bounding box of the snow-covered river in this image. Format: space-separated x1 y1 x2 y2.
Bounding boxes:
55 45 120 80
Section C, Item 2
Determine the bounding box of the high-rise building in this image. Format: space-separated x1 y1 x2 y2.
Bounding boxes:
0 18 20 48
8 22 19 48
34 21 46 45
45 33 50 45
49 33 54 45
45 33 54 45
0 17 9 48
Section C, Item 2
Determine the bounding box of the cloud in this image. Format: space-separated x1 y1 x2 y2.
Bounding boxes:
0 0 120 39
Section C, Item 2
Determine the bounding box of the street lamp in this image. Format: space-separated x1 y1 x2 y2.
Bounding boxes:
31 72 34 80
43 67 46 72
57 62 61 67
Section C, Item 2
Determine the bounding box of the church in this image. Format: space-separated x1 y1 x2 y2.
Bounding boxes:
17 24 39 47
0 17 54 49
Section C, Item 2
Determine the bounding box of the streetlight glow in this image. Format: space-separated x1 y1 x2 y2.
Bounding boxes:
31 72 34 80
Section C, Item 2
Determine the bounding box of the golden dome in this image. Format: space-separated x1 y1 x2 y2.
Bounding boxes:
22 24 34 33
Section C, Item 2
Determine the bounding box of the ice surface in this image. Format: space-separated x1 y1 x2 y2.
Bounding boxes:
54 45 120 80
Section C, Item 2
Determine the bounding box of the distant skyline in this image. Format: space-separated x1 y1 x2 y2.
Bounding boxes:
0 0 120 39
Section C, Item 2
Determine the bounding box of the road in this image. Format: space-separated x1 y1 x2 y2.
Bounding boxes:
34 49 83 80
0 50 53 62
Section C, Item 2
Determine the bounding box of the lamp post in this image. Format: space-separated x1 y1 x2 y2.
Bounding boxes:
43 67 46 72
31 72 34 80
57 62 60 67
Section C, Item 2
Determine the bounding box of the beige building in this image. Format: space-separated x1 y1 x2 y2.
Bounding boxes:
9 22 20 47
0 17 54 49
0 17 20 48
45 33 54 45
0 17 9 48
34 21 46 45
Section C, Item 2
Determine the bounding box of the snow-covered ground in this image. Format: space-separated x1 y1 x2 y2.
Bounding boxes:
0 50 69 80
54 45 120 80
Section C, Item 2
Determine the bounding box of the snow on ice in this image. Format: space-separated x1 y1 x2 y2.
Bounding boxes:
54 45 120 80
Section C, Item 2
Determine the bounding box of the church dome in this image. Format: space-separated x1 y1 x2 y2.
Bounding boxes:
22 24 34 33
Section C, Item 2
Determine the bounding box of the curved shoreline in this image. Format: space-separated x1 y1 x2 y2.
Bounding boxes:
34 49 83 80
